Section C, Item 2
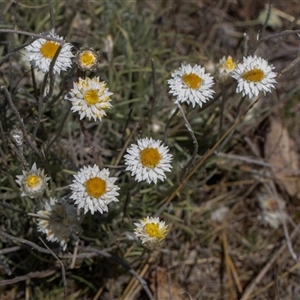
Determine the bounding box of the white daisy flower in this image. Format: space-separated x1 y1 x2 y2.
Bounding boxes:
168 63 215 107
216 55 236 84
258 195 286 229
69 165 119 214
37 197 81 251
25 30 74 75
231 55 277 99
124 137 173 184
76 48 99 71
15 163 50 198
134 216 168 249
65 77 113 121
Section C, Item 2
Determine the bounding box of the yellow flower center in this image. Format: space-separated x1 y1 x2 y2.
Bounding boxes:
144 223 165 239
182 73 202 89
79 51 96 67
40 41 59 59
242 68 264 82
25 175 40 188
85 177 106 198
84 90 99 105
222 56 235 71
139 148 161 168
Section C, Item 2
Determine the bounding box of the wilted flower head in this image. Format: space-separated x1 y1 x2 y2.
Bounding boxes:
216 56 236 84
231 55 277 99
258 195 286 229
15 163 50 198
65 76 113 121
37 197 81 251
25 30 74 75
211 206 229 223
134 216 168 249
168 63 215 108
69 165 119 214
124 137 173 184
76 48 99 71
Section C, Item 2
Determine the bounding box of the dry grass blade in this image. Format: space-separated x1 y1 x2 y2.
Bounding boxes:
2 1 300 299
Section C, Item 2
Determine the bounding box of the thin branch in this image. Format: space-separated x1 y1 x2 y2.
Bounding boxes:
249 257 300 299
0 246 21 255
261 0 274 37
27 212 50 220
30 66 39 101
251 29 300 53
42 43 63 103
0 121 8 153
177 103 199 179
0 29 66 42
280 55 300 75
0 40 35 66
48 0 55 29
39 237 67 287
215 152 300 175
243 32 249 56
0 269 56 286
8 139 30 171
1 86 42 158
217 86 227 140
163 107 179 144
33 73 49 139
0 230 51 255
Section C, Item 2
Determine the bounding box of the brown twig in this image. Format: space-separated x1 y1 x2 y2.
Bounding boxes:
221 230 236 299
85 247 154 300
280 55 300 75
70 238 79 269
158 94 263 214
249 258 300 299
240 222 300 300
